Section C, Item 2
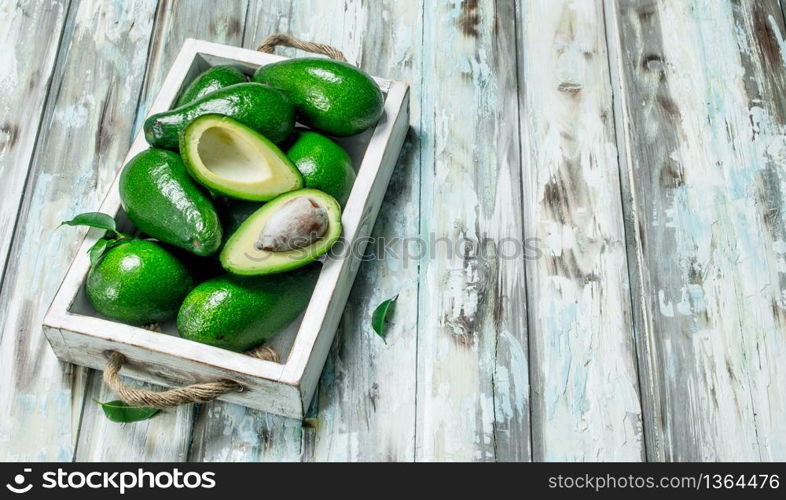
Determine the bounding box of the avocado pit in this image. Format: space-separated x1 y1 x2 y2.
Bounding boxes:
220 188 343 275
256 196 329 252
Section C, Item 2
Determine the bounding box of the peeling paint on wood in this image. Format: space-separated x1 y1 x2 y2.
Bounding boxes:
75 376 194 461
136 0 250 121
520 0 643 461
0 0 158 460
416 0 530 461
189 401 304 462
0 0 69 296
609 0 786 460
2 0 785 462
310 0 421 462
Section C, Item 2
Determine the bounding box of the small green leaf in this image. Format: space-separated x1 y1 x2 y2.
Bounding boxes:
94 399 160 423
88 238 110 267
87 237 127 267
61 212 118 233
371 294 398 344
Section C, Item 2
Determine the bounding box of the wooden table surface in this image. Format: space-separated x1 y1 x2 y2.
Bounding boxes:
1 0 785 462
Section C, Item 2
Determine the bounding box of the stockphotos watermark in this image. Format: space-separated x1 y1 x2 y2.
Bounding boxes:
4 467 215 495
243 234 546 265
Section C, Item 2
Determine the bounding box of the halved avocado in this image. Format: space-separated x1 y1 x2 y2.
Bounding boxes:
180 114 303 201
221 189 342 275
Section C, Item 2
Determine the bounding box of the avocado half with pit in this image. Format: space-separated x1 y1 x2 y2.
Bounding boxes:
221 188 342 275
180 114 303 201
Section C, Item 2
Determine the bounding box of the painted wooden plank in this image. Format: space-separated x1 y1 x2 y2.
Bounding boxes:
519 0 643 461
415 0 530 461
308 0 422 462
75 0 250 461
136 0 250 121
243 0 367 64
608 0 786 460
191 0 383 462
0 0 158 460
76 378 195 461
0 0 70 297
189 402 305 461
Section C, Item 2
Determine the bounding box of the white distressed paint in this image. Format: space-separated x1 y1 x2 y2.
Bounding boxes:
416 0 530 461
0 0 69 303
520 0 643 461
0 0 159 461
309 0 422 462
610 0 786 460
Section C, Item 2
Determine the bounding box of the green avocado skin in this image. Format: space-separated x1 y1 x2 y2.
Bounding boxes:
87 240 194 325
175 65 247 107
120 148 222 256
252 58 384 136
286 130 356 207
159 242 225 284
177 265 319 351
144 83 295 149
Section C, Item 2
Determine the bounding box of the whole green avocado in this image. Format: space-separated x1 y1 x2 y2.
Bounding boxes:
285 130 356 207
177 265 320 352
144 83 295 150
175 65 247 107
252 58 384 136
87 239 194 325
119 148 222 256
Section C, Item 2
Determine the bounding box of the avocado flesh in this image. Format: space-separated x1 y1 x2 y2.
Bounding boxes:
181 115 302 201
221 189 342 275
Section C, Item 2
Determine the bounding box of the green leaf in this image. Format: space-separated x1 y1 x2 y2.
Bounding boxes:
88 238 110 267
371 294 398 344
87 237 127 267
61 212 118 233
94 399 160 423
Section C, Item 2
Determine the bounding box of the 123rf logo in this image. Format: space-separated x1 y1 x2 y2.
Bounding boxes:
6 468 216 495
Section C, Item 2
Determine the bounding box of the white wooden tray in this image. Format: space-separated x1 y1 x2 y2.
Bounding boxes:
42 39 410 419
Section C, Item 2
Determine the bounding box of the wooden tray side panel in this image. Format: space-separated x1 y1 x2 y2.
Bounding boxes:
44 324 304 418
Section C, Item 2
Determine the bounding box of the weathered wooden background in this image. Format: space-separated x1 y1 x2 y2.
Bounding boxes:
1 0 785 461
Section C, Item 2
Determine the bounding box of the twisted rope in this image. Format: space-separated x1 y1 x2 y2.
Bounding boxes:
257 33 347 62
103 347 278 409
245 345 280 362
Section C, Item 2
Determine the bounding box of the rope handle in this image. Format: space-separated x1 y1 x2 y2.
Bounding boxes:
103 346 279 409
256 33 347 62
